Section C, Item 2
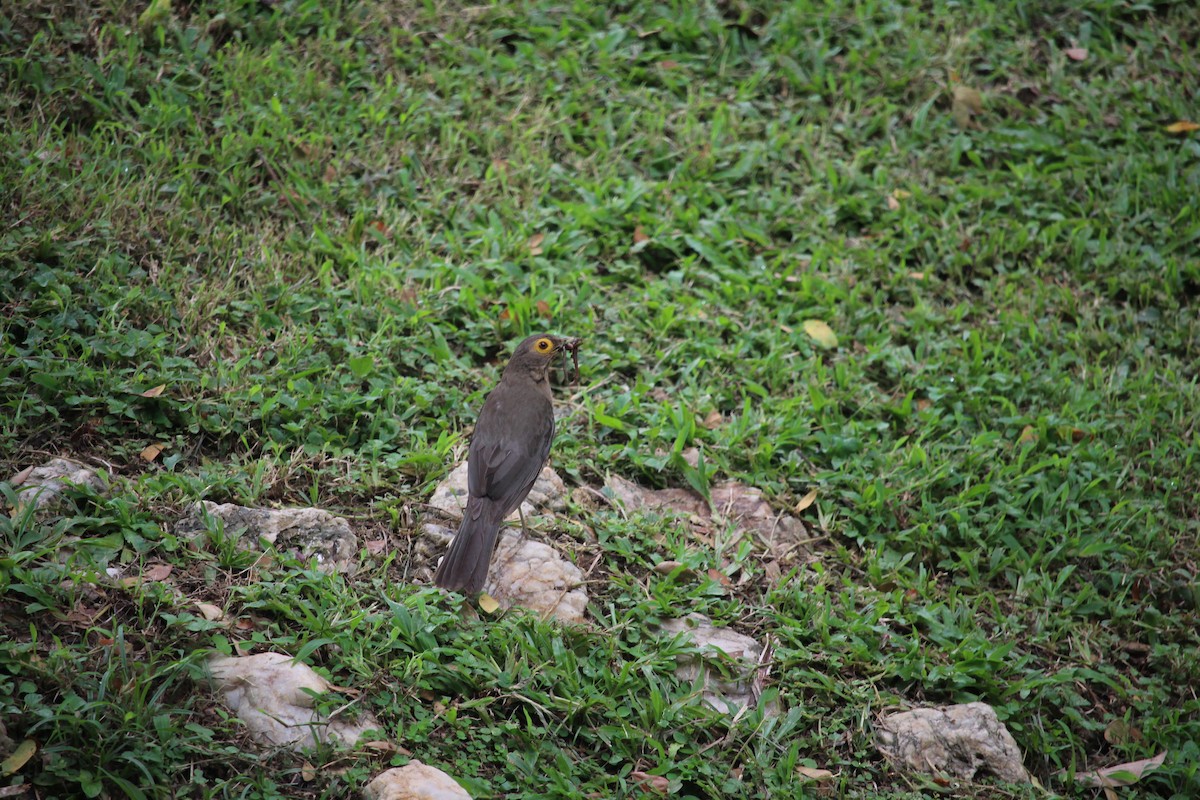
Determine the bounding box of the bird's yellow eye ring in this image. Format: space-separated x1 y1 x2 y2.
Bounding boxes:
534 338 553 353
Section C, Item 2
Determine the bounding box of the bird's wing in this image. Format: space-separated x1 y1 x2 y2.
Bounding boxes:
467 381 554 517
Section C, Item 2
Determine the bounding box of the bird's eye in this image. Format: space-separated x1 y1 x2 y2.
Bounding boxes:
535 338 553 352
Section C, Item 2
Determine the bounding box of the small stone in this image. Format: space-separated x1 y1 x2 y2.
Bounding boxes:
603 475 809 557
486 531 588 623
176 501 358 573
422 525 588 623
604 474 707 519
659 613 778 717
207 652 381 752
875 702 1029 783
11 458 105 511
364 761 471 800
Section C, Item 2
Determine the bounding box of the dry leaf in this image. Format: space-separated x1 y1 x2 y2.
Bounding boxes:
368 220 391 238
140 443 165 462
527 233 545 255
631 771 669 794
143 563 173 582
951 85 983 129
1064 47 1088 61
633 225 650 244
139 384 167 398
234 617 255 631
1165 120 1200 134
1017 425 1037 445
498 307 511 321
10 465 34 486
478 593 501 614
1074 752 1166 788
323 163 337 181
195 602 224 621
536 299 552 318
794 489 818 513
365 538 386 555
914 398 933 412
700 409 723 429
764 560 782 581
707 568 731 586
658 60 679 69
362 740 411 755
802 319 838 349
796 765 834 782
653 560 686 575
1104 718 1142 745
886 194 900 211
908 271 925 280
300 761 316 782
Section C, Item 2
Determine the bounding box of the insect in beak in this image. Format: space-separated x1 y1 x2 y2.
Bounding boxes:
561 337 582 384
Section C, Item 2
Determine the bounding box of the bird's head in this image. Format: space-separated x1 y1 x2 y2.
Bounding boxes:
506 334 582 380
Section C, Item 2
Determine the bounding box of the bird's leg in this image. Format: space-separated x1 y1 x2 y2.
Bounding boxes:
517 504 529 542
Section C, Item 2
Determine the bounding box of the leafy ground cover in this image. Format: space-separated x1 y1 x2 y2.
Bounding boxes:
2 0 1199 797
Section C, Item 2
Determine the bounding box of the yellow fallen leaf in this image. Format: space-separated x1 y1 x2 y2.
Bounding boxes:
951 85 983 129
139 384 167 398
1165 120 1200 134
138 0 172 32
1 739 37 775
802 319 838 349
1018 425 1037 445
795 489 818 513
478 593 501 614
527 233 545 255
140 443 165 462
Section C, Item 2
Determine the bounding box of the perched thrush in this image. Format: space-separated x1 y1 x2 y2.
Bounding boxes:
433 334 581 595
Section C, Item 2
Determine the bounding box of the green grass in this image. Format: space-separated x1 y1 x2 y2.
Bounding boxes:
2 0 1199 796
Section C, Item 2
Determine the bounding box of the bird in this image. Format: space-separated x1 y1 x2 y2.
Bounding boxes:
433 333 581 595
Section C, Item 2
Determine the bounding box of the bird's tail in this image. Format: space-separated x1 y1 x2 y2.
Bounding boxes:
433 497 505 595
